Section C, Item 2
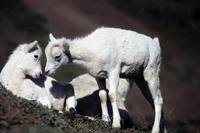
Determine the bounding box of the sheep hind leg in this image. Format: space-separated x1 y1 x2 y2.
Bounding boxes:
119 79 134 129
135 70 165 133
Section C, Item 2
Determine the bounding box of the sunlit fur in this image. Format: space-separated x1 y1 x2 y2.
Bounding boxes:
0 41 42 95
0 42 132 125
0 42 77 111
45 27 165 133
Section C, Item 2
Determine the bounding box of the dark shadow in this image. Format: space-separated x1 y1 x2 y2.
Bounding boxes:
25 74 75 99
76 90 101 117
25 74 47 88
76 90 134 129
135 75 154 109
50 81 75 98
25 75 134 129
119 109 134 129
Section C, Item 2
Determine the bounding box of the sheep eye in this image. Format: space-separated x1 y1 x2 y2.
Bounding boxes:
55 55 61 61
34 55 38 59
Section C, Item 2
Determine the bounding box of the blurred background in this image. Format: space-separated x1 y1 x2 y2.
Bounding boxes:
0 0 199 132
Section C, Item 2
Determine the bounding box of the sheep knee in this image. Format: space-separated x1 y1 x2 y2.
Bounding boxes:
99 90 107 102
109 90 117 103
99 90 110 122
155 92 163 106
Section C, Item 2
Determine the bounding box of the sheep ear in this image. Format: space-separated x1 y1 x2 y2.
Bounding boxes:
27 40 39 53
49 33 56 41
31 40 38 45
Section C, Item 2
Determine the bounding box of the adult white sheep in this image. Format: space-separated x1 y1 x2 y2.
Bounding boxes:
45 27 165 133
0 41 77 112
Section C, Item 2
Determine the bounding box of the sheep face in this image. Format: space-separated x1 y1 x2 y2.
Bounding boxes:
45 34 70 75
18 41 42 78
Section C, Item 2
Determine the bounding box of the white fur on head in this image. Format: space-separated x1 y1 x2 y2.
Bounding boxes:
17 41 42 78
19 40 39 53
45 36 71 75
0 40 43 92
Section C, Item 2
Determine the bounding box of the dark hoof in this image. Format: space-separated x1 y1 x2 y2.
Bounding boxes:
69 108 77 115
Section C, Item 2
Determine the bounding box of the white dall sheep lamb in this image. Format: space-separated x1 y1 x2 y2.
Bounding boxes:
45 27 165 133
0 41 77 111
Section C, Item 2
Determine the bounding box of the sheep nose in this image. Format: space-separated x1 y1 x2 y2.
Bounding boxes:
45 70 50 75
39 73 43 78
35 72 42 79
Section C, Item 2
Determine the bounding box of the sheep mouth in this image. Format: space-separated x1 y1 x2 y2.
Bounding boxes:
25 74 43 80
25 74 47 88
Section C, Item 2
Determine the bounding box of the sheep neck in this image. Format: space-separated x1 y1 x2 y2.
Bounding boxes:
0 54 25 90
69 39 92 70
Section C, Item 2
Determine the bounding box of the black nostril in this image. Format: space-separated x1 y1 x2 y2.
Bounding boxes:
39 73 43 78
45 70 49 75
